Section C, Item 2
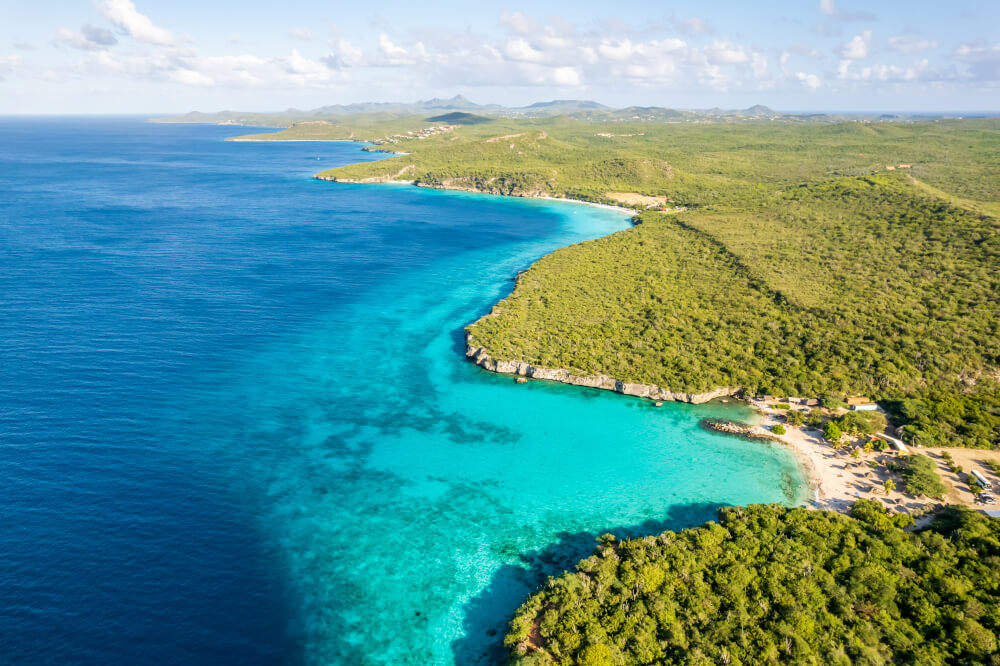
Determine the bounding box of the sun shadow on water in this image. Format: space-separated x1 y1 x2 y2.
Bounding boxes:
451 501 726 665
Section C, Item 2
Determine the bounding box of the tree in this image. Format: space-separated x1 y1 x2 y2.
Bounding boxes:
772 424 786 435
807 409 824 427
508 504 1000 665
823 420 843 443
884 479 895 495
899 455 947 498
786 411 805 427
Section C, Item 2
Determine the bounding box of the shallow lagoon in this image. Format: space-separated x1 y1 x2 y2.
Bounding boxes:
0 119 804 664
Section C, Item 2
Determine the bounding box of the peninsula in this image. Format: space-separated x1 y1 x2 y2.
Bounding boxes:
168 101 1000 453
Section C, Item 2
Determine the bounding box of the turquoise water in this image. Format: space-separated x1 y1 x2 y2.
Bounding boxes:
0 119 805 665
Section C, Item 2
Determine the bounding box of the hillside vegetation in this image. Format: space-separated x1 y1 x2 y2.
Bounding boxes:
506 503 1000 666
248 116 1000 448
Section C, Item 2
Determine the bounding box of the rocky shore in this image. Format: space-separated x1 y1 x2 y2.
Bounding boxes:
701 419 782 442
466 338 739 404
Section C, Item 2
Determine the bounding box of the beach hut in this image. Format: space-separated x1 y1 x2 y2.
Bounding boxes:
874 434 909 454
852 403 878 411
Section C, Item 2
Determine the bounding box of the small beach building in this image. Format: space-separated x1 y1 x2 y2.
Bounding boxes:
874 434 909 454
847 397 873 406
852 403 878 411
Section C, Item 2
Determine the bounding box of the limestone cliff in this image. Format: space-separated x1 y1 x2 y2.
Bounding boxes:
466 336 740 404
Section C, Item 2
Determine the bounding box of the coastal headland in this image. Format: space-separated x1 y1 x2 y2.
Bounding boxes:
243 112 1000 459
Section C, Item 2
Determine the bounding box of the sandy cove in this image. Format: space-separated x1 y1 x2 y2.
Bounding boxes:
748 401 1000 517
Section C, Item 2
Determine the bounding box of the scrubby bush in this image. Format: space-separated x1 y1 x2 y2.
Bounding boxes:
899 454 947 498
507 504 999 665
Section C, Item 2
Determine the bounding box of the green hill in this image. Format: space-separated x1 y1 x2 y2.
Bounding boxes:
507 503 1000 665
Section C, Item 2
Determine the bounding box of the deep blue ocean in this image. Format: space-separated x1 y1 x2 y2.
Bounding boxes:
0 118 805 664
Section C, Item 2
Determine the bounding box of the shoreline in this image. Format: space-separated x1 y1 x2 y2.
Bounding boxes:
313 173 639 216
465 340 738 404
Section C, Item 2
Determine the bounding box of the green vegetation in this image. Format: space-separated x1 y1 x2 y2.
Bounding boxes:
941 451 964 476
506 503 999 665
823 421 844 443
225 111 1000 449
834 411 888 437
772 424 786 435
786 411 805 427
892 391 1000 449
897 455 948 499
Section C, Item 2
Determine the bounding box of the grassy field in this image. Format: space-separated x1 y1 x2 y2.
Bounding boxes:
239 115 1000 447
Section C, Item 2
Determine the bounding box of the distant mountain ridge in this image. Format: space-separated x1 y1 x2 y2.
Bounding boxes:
156 97 970 126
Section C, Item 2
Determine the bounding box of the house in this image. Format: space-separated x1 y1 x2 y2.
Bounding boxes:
847 396 872 406
852 404 878 411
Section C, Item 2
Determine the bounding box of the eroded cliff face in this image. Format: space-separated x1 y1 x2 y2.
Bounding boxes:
466 336 740 404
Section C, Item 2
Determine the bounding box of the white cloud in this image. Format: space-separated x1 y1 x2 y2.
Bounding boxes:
55 25 118 51
552 67 580 86
378 34 414 65
504 38 546 63
705 40 749 64
888 36 938 53
839 30 872 59
323 39 363 70
98 0 174 45
751 53 768 79
796 71 821 89
288 28 315 41
170 68 213 85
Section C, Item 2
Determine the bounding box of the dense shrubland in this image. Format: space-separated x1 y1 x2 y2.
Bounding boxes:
506 503 1000 665
300 116 1000 448
468 177 1000 448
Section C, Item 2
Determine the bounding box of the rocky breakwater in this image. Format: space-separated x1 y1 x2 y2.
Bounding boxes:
466 336 739 404
701 419 782 442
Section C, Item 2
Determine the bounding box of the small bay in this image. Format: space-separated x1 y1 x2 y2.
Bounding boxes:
0 118 805 665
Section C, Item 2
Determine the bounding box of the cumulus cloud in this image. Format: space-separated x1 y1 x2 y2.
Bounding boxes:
796 71 821 89
888 36 938 53
98 0 173 45
839 30 872 59
705 40 749 64
377 34 415 65
56 25 118 51
322 39 363 70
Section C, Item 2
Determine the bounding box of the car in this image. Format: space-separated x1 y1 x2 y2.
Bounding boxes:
979 493 997 505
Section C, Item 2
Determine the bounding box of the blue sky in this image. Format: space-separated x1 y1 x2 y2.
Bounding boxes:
2 0 998 113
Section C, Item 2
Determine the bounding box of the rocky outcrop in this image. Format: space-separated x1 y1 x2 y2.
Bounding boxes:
466 337 740 404
701 419 783 442
315 164 415 184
